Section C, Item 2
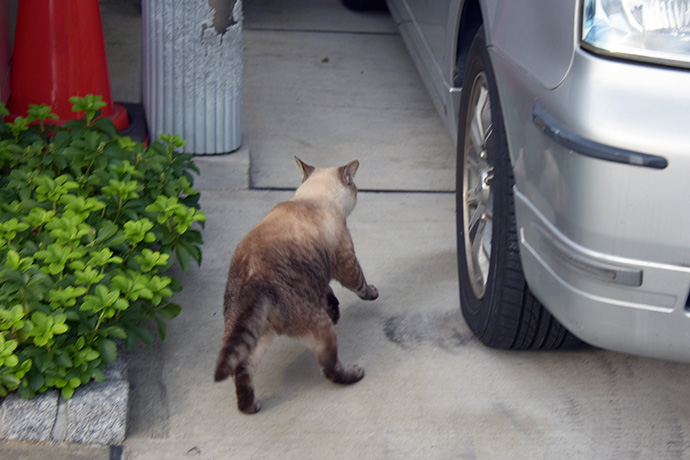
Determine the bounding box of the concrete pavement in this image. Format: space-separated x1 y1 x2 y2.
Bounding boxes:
243 11 455 191
2 0 690 459
119 171 690 460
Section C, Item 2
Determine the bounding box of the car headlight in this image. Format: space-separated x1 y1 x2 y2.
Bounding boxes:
582 0 690 68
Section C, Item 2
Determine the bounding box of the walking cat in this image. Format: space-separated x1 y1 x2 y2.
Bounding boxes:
214 157 379 414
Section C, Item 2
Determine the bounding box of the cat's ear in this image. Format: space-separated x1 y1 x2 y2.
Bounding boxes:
340 160 360 185
295 156 316 183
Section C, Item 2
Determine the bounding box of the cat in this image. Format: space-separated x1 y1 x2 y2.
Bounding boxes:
214 157 379 414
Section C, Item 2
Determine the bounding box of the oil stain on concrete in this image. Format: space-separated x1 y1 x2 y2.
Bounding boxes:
383 311 475 353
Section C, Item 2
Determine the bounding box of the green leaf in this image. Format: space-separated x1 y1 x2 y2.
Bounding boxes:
155 316 167 341
48 286 88 308
82 348 100 361
104 326 127 339
52 322 69 335
61 386 75 400
25 312 69 347
116 136 137 152
176 244 192 271
63 310 80 321
134 326 154 345
17 384 36 400
91 369 106 383
23 207 56 228
0 305 26 331
26 104 58 123
184 240 203 266
74 266 105 285
60 195 106 215
0 374 21 392
34 175 79 203
98 339 117 364
90 116 118 137
94 220 118 243
101 179 140 201
35 243 78 275
1 354 19 368
55 352 73 368
158 303 181 320
134 249 169 272
87 247 123 267
19 359 32 375
69 94 107 125
29 374 45 391
9 116 30 139
159 133 186 150
123 218 155 245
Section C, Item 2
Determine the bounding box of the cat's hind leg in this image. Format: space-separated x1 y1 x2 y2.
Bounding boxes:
325 286 340 324
233 333 273 414
301 312 364 385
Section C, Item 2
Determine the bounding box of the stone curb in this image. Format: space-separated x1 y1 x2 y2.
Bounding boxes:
0 355 129 446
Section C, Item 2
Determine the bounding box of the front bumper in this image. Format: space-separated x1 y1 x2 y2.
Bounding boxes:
491 47 690 361
517 188 690 361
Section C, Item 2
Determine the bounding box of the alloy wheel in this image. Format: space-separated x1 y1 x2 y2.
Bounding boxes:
462 72 494 300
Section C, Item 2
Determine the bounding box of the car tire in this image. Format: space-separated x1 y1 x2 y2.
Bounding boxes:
456 26 581 350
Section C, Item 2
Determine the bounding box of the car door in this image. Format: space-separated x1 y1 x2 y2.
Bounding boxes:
404 0 451 71
388 0 457 135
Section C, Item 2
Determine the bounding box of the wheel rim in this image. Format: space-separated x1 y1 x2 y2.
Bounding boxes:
462 72 494 300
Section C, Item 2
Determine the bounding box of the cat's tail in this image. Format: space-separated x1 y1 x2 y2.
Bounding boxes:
214 281 274 382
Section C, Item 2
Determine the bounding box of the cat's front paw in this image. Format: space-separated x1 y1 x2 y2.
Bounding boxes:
238 400 261 415
361 284 378 301
342 364 365 384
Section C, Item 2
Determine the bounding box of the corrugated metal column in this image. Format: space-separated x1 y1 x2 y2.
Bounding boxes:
142 0 242 154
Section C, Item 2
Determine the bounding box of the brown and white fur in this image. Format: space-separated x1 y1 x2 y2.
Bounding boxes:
214 157 378 414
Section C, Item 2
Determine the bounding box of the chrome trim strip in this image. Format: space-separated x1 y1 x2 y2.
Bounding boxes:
534 224 643 287
532 105 668 169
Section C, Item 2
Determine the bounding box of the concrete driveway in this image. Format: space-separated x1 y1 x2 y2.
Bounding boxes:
3 0 690 459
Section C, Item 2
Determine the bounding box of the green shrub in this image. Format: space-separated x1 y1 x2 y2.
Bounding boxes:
0 96 205 399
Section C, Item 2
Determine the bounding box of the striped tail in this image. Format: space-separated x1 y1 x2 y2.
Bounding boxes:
214 283 271 382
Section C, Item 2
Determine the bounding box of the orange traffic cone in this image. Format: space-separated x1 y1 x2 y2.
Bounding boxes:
7 0 128 130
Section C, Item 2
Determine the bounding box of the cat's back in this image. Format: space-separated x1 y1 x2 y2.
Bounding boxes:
231 198 343 274
255 199 340 243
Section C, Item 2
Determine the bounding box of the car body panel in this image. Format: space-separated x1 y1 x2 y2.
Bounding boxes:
495 48 690 265
487 1 578 90
386 0 463 143
387 0 690 361
404 0 451 70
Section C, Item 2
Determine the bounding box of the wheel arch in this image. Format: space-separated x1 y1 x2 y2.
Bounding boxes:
448 0 484 144
453 0 484 89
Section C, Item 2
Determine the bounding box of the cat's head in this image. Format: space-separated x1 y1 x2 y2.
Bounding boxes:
293 157 359 216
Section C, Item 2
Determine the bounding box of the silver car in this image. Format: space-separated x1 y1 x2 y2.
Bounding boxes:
350 0 690 361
